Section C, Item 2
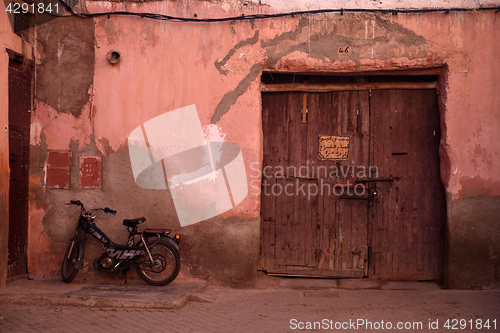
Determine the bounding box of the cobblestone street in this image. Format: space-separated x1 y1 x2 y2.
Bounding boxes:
1 287 499 333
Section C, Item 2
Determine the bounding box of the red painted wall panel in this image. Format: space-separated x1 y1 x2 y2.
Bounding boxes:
79 156 101 189
46 151 70 189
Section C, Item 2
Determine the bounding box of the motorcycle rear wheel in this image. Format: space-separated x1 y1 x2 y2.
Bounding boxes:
136 239 181 286
61 240 80 283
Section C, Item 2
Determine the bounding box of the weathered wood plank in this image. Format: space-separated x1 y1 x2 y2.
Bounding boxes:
261 221 275 270
268 268 363 278
352 199 368 271
309 179 319 267
261 81 438 92
302 92 308 124
287 93 303 266
317 250 326 270
266 92 289 268
262 67 444 77
328 238 335 270
285 178 299 266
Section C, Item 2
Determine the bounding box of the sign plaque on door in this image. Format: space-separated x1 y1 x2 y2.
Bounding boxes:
318 135 350 160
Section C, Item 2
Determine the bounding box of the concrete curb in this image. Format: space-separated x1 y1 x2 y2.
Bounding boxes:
0 279 208 310
0 293 191 309
278 277 442 290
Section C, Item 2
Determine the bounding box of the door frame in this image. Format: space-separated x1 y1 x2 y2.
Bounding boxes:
258 69 448 281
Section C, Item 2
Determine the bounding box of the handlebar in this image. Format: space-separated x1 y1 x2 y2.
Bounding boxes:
66 201 117 216
104 207 117 215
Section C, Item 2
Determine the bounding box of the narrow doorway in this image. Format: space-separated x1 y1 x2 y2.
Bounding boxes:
7 53 32 279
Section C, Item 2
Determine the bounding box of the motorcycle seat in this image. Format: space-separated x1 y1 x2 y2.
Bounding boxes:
123 217 147 227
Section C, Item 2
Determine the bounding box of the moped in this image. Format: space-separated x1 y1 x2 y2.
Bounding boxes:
62 200 181 286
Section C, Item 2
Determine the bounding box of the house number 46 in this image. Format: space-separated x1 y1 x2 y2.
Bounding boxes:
338 46 350 53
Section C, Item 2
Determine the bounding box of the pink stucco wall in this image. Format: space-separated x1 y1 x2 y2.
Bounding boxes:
87 4 500 200
26 1 500 287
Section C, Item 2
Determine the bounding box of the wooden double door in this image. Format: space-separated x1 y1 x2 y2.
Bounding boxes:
260 80 446 280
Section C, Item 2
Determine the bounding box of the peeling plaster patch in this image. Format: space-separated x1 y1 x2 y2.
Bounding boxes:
215 30 260 75
30 121 42 146
261 17 309 48
36 17 95 117
211 62 263 124
30 135 48 185
260 15 427 69
211 15 428 125
458 176 500 199
97 137 115 157
35 101 93 150
374 16 427 47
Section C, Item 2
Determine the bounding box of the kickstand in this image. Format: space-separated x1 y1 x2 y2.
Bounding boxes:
120 269 128 286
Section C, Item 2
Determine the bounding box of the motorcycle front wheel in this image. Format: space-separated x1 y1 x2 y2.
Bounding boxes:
61 239 80 283
136 239 181 286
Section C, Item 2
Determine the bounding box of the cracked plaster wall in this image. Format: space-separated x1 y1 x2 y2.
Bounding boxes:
26 0 500 288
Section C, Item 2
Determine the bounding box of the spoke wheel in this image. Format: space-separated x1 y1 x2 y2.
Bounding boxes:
61 240 80 283
136 239 181 286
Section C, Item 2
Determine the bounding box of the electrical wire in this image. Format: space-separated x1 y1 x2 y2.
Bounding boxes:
57 0 499 22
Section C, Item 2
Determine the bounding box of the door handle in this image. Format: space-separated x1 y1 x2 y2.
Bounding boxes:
371 189 379 199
